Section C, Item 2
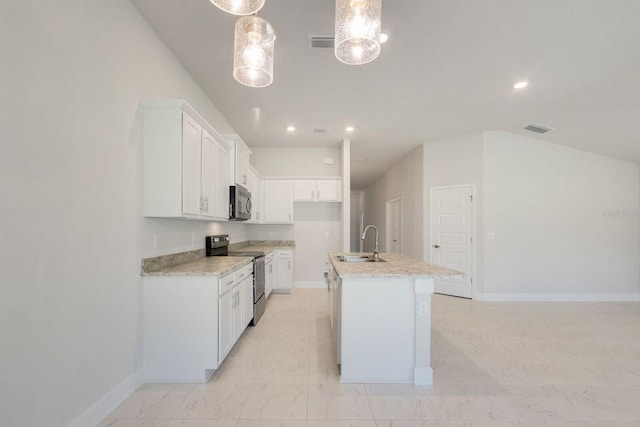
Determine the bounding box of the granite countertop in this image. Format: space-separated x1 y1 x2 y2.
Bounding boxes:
230 240 295 254
329 252 462 279
142 256 253 277
232 245 292 254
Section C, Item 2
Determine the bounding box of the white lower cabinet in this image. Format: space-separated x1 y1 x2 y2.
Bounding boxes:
274 249 294 292
242 276 254 328
218 286 235 364
143 263 253 382
219 264 254 363
265 253 275 298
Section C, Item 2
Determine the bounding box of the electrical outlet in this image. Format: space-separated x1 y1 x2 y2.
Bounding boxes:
570 276 576 285
191 233 195 244
487 232 496 240
324 231 330 238
153 234 158 248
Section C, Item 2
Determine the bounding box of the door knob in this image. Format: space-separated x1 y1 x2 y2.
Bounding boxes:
433 244 440 248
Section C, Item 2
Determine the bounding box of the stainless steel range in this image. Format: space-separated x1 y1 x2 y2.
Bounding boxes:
206 235 266 325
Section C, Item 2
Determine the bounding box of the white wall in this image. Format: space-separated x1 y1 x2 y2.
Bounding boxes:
249 204 342 285
360 145 424 260
423 132 484 293
483 131 640 300
350 192 362 251
0 1 244 426
251 147 342 177
248 147 344 285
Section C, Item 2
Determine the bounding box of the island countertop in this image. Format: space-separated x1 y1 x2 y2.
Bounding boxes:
329 252 462 279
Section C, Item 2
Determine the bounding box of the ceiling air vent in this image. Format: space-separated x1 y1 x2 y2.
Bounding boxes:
312 128 329 133
310 36 335 49
524 123 554 134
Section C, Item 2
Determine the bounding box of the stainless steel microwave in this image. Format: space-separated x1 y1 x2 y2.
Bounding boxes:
229 185 251 221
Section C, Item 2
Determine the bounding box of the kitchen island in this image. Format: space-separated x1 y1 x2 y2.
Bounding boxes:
328 252 461 385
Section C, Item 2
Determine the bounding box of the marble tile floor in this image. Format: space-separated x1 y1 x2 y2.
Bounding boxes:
101 290 640 427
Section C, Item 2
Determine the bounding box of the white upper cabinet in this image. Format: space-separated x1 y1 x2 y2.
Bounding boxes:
294 179 342 202
263 180 294 224
224 134 252 188
201 130 217 219
247 166 262 223
214 140 231 220
181 113 203 216
142 100 231 221
293 180 316 202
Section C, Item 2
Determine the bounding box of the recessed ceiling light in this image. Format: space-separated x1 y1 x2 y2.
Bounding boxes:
380 33 389 43
286 126 296 132
346 126 355 132
513 81 529 90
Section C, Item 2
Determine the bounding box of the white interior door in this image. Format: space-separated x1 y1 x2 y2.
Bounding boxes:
430 185 474 298
386 198 403 253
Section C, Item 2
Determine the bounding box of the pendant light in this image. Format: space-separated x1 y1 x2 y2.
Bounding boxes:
210 0 265 16
233 15 275 87
335 0 382 65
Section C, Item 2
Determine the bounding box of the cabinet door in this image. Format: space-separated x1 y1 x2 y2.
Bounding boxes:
242 276 254 328
265 260 273 298
182 112 202 216
276 251 294 290
232 288 244 342
294 180 316 202
200 130 216 218
214 141 231 219
247 170 261 223
235 146 250 187
263 180 293 223
218 290 234 363
316 180 342 202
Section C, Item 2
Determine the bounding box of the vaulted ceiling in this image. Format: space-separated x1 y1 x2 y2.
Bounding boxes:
131 0 640 189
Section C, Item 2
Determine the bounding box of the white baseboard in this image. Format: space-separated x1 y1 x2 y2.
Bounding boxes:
66 368 143 427
295 281 326 289
414 366 434 385
475 292 640 302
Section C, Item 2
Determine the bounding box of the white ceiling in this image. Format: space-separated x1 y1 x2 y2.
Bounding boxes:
131 0 640 190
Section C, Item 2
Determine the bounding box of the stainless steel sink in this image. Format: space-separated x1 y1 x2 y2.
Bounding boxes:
336 255 386 263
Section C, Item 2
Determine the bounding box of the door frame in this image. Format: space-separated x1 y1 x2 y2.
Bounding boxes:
385 197 403 253
428 184 477 299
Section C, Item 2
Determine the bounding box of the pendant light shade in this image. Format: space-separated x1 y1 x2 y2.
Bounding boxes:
210 0 265 16
233 16 275 87
335 0 382 65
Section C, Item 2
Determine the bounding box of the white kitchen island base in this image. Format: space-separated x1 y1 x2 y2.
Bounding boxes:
338 276 434 385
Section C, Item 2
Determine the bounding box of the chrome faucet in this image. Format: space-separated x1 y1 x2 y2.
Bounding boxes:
361 225 379 260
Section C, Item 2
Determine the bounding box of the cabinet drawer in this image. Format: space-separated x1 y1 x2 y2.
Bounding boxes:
277 250 292 258
234 263 253 283
219 273 235 296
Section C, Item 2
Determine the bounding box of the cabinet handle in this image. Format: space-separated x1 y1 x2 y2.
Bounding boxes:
289 213 292 223
229 203 233 217
288 260 291 269
311 190 314 199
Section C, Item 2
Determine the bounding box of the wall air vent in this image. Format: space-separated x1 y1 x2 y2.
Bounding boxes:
524 123 554 134
310 36 335 49
312 128 329 133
